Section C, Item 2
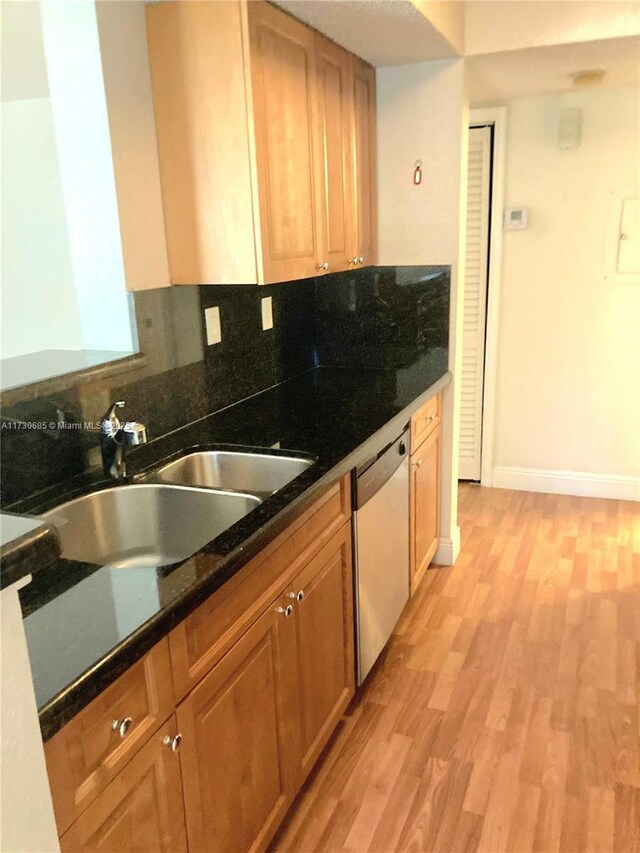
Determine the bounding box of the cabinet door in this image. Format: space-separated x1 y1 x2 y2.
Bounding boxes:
146 1 258 285
248 1 323 283
410 424 441 594
351 57 377 267
176 603 299 853
290 522 354 779
315 35 354 275
46 639 175 835
59 717 187 853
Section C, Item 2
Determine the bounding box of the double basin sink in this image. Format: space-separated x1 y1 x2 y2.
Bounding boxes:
42 451 314 570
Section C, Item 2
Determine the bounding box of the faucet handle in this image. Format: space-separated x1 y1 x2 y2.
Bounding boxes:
101 401 126 437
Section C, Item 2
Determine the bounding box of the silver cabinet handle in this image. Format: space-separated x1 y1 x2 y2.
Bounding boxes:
427 413 436 422
412 459 423 467
163 733 182 753
348 257 357 265
112 716 133 738
317 262 329 271
276 604 293 618
287 590 304 602
358 256 364 264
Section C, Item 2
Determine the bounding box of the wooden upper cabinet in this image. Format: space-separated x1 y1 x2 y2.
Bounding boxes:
248 2 323 283
146 0 377 285
352 57 377 267
315 35 354 274
146 1 258 285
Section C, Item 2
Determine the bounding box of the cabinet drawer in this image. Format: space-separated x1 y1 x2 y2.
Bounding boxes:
59 715 187 853
45 639 175 835
410 393 441 453
170 475 351 700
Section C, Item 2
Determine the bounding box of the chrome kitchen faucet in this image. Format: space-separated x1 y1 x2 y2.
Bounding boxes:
100 401 148 479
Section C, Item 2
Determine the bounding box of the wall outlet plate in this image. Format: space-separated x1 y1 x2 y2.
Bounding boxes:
261 296 274 331
204 306 222 345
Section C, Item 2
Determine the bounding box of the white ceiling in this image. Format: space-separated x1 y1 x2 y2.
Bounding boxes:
274 0 639 103
273 1 460 66
467 35 640 103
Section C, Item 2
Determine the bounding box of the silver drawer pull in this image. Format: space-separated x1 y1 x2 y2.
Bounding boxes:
276 604 293 618
412 459 423 467
163 733 182 753
112 716 133 738
427 413 436 422
296 590 305 602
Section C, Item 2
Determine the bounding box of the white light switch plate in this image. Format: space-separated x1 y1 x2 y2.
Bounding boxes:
261 296 274 331
204 306 222 345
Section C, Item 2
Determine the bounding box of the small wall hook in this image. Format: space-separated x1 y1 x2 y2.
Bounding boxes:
413 160 423 185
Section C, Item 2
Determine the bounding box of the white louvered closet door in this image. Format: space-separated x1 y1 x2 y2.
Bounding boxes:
459 126 492 481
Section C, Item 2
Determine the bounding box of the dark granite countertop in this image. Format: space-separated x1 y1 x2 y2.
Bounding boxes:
18 361 450 740
0 513 61 590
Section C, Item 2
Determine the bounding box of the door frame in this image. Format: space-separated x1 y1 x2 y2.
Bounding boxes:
468 106 507 487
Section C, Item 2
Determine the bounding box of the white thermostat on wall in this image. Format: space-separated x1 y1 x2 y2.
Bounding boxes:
504 207 529 230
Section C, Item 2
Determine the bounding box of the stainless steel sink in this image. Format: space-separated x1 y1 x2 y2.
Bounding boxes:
42 484 260 569
149 450 313 496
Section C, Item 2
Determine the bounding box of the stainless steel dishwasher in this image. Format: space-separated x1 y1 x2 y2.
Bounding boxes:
353 429 410 684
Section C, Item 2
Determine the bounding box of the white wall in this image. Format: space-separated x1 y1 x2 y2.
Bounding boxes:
96 0 170 292
0 1 152 369
378 59 468 563
40 1 135 353
465 1 640 55
0 1 83 359
492 86 640 499
0 581 60 853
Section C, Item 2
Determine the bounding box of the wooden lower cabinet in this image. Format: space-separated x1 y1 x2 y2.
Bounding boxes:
176 521 354 852
59 716 187 853
47 482 355 853
176 603 298 853
410 422 441 595
292 523 354 778
45 640 175 835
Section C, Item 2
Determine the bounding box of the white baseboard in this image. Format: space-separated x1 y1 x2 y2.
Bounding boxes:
434 526 461 566
492 466 640 502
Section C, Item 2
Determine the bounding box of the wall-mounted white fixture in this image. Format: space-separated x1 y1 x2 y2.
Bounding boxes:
261 296 273 330
204 306 222 345
504 207 528 230
413 160 423 185
558 107 583 150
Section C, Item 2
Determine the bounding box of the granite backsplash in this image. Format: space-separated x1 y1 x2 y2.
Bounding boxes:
0 266 449 506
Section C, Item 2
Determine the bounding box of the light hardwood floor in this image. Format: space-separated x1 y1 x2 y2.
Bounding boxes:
271 485 640 853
